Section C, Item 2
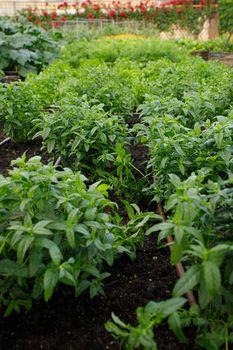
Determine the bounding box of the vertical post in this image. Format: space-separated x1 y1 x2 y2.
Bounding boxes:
13 1 16 16
208 11 219 39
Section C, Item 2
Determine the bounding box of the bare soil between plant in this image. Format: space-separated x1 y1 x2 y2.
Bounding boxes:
0 124 199 350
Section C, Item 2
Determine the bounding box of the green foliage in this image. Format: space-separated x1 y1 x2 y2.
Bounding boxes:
0 81 42 142
27 60 75 107
98 143 149 202
105 297 186 350
61 38 188 68
0 61 75 142
218 0 233 34
0 156 149 316
58 60 143 114
0 17 59 77
34 98 128 175
1 34 233 349
176 36 233 53
137 114 233 200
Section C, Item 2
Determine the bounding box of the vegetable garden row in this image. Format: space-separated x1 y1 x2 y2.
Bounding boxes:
0 30 233 350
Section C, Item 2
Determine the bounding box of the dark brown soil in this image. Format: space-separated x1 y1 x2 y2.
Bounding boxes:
0 236 198 350
0 124 49 176
0 122 199 350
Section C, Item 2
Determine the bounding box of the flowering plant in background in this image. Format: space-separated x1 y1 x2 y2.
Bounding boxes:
20 0 216 35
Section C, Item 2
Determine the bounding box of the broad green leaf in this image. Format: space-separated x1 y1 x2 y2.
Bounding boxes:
173 265 200 297
105 320 129 338
145 297 186 318
168 311 186 342
0 259 28 277
170 241 183 265
49 244 62 265
169 174 181 188
146 222 174 236
47 139 55 153
82 264 100 277
84 208 97 221
66 227 75 249
111 313 129 329
17 236 34 263
74 224 90 237
203 260 221 296
59 268 76 286
43 268 59 302
67 208 79 224
29 249 42 277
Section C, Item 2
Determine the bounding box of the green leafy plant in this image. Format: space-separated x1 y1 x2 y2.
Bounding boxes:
98 143 149 202
61 38 188 68
176 37 233 53
57 60 143 115
0 81 42 142
0 17 59 77
0 155 151 316
218 0 233 34
106 297 186 350
34 98 129 175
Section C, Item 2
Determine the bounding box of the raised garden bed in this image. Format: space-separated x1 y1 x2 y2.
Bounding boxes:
192 51 233 66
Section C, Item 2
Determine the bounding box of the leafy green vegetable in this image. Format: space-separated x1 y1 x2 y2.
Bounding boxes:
0 17 59 77
0 156 150 315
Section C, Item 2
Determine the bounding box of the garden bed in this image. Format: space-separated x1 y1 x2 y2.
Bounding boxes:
0 120 198 350
0 224 197 350
192 51 233 66
1 34 232 350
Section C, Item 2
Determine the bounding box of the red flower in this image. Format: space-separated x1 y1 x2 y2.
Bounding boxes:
119 11 127 17
109 10 115 17
177 8 182 13
42 10 48 16
54 21 60 28
27 16 33 21
87 13 94 19
50 13 58 19
61 16 66 21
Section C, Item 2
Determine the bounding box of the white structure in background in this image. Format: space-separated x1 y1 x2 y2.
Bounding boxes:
0 1 60 16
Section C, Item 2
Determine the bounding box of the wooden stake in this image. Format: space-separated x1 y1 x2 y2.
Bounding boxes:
0 137 11 147
157 202 197 306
